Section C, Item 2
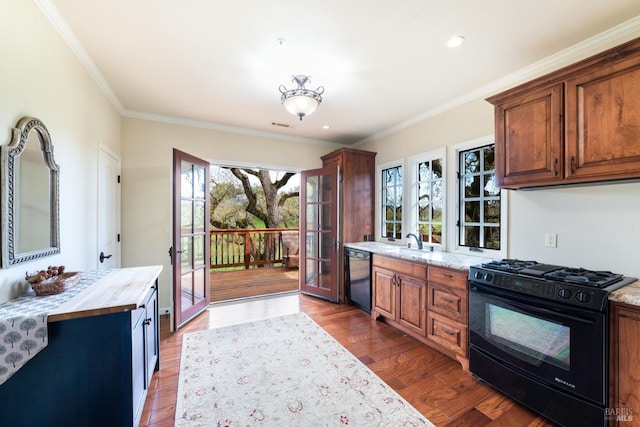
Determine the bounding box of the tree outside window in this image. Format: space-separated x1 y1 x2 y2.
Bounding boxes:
381 165 403 239
459 145 500 250
416 158 444 245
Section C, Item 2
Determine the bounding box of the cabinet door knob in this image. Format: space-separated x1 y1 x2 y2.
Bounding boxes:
553 158 558 176
143 318 152 326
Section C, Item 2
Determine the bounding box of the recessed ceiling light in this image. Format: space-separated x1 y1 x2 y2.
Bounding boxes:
323 125 330 130
276 38 286 46
447 35 465 48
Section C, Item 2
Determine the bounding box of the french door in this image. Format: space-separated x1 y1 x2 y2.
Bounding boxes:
172 149 211 329
300 166 339 301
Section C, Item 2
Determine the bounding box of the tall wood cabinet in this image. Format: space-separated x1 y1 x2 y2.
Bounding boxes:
488 37 640 189
610 301 640 426
320 148 376 299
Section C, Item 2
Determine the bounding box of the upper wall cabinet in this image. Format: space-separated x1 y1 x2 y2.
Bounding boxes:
488 37 640 189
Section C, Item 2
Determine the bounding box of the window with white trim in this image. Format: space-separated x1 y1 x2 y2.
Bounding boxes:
409 150 445 248
458 144 501 250
381 164 403 240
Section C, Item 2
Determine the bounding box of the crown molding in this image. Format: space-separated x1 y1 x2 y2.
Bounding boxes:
124 110 340 147
35 0 125 114
357 15 640 145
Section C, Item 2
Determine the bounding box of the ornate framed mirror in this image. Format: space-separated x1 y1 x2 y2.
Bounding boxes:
1 117 60 267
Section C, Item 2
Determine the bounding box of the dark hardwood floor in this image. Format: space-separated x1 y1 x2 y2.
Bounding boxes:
139 293 556 426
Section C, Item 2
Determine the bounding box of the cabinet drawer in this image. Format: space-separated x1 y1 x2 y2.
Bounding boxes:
372 255 427 279
428 266 467 290
427 312 467 356
428 282 468 324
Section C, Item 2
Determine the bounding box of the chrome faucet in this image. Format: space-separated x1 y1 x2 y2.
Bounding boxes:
405 232 423 250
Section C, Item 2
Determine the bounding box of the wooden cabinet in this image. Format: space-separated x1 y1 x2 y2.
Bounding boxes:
372 256 471 369
427 266 469 368
372 255 427 336
321 148 377 244
320 148 376 300
609 301 640 426
488 37 640 189
493 83 564 188
565 55 640 182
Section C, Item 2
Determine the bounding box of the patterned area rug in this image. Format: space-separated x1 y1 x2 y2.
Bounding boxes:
175 312 434 426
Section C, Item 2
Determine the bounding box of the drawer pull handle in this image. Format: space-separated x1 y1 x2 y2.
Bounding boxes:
441 327 456 336
570 156 577 174
441 297 456 303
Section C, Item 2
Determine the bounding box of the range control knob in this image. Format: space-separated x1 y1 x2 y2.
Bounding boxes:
558 288 572 299
474 271 483 280
576 291 591 303
485 273 493 281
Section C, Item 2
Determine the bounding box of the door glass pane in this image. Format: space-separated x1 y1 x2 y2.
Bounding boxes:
306 177 318 202
194 165 206 199
194 200 205 232
181 161 193 198
318 261 332 289
180 272 194 308
306 232 318 258
305 258 317 286
306 204 318 231
180 236 193 273
181 200 193 232
321 204 332 230
193 267 205 304
321 232 332 259
194 234 205 266
320 175 333 202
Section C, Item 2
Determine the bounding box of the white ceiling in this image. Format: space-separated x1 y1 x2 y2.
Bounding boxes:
40 0 640 145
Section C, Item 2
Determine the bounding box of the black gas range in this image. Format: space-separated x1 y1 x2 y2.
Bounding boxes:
469 259 636 311
468 259 637 426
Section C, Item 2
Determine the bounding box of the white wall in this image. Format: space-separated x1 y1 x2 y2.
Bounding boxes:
0 1 121 303
360 88 640 279
120 118 338 310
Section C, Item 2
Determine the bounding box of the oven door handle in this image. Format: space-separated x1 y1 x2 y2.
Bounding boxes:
470 282 599 326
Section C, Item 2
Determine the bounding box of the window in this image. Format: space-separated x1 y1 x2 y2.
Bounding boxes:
458 144 501 250
381 164 403 240
409 150 445 248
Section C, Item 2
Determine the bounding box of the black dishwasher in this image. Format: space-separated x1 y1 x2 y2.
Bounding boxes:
345 249 372 313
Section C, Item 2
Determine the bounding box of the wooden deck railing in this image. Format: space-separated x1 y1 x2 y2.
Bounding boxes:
210 228 298 270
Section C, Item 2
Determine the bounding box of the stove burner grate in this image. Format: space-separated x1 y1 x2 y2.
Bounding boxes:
543 268 623 288
482 259 538 272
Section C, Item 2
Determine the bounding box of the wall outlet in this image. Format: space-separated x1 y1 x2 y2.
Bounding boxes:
544 233 557 248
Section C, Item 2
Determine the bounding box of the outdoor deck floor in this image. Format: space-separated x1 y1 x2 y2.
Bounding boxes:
210 267 299 302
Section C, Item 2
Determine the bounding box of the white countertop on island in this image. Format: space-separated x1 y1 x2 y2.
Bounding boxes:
345 241 493 271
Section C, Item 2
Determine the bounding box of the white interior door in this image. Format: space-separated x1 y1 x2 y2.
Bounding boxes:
97 146 121 270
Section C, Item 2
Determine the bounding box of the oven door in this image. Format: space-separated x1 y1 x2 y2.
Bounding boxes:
469 282 606 405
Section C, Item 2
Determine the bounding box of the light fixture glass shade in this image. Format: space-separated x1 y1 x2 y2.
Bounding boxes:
283 95 319 118
279 75 324 120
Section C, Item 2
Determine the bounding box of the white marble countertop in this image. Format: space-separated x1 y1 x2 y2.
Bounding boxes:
345 241 493 272
346 241 640 307
609 280 640 307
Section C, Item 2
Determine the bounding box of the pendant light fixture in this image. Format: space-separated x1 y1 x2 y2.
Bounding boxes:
279 75 324 120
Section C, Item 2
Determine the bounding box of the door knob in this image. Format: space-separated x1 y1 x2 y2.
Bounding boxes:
99 251 113 263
